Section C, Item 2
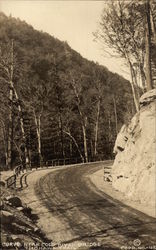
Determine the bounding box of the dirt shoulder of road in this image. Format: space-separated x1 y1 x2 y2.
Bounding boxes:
88 167 156 218
17 166 82 247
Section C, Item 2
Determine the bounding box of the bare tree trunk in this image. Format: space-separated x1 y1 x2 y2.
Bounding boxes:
6 40 30 169
129 62 140 112
150 1 156 44
28 121 32 169
37 115 42 166
71 79 88 162
124 49 140 112
139 63 146 92
118 3 141 108
59 114 65 158
33 111 42 167
0 123 8 169
90 140 94 161
132 67 141 101
7 40 14 170
13 86 29 169
69 139 73 157
145 0 153 90
13 141 23 165
113 95 118 136
94 98 100 157
7 87 13 169
108 114 112 157
82 123 88 162
63 130 84 163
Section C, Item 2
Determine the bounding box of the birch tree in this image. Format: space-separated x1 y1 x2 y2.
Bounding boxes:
62 125 85 163
0 41 30 169
145 0 153 90
70 75 88 162
95 0 155 111
21 75 50 166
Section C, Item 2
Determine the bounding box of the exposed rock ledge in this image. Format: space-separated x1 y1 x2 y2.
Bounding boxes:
112 89 156 210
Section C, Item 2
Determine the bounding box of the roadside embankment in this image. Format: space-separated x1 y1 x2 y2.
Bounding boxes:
0 175 51 250
111 89 156 214
89 168 156 218
17 166 77 245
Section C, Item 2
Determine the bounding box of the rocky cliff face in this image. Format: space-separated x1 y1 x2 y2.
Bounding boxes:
112 89 156 209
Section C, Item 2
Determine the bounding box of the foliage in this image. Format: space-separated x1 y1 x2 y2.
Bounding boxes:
0 12 134 168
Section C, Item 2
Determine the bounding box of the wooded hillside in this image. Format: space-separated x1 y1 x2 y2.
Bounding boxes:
0 13 134 169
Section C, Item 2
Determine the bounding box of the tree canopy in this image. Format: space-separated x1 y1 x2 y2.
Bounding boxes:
0 12 134 169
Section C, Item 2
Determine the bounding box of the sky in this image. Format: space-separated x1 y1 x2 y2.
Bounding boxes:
0 0 130 80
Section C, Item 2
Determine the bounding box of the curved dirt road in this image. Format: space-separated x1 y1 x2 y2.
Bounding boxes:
35 163 156 250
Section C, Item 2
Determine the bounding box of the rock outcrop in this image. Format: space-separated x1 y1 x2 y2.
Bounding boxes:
0 184 51 249
111 89 156 209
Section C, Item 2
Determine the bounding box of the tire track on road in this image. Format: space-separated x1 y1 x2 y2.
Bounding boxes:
35 163 156 249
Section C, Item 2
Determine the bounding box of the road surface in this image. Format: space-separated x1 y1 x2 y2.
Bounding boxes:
35 162 156 250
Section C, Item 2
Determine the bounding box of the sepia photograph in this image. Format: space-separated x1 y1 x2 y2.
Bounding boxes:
0 0 156 249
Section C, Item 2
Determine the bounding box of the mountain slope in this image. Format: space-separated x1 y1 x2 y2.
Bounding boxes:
0 12 134 167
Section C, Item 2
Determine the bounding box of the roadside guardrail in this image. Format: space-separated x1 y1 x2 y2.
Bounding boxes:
5 164 24 188
5 158 113 188
5 174 17 188
104 164 112 181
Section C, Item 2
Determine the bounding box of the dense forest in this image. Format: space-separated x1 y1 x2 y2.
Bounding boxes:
0 12 134 170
